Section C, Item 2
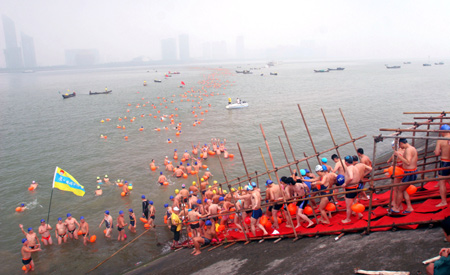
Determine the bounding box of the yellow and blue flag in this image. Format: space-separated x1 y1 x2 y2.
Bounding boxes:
52 167 85 196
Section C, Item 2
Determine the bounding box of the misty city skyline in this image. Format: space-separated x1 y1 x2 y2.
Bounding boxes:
1 0 450 68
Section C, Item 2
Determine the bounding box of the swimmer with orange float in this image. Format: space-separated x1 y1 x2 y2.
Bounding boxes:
158 172 168 185
55 217 68 244
173 166 184 178
16 203 26 212
38 219 53 245
150 159 158 171
183 150 190 160
166 161 174 172
21 238 41 273
78 216 89 246
28 181 38 191
19 224 40 250
99 210 113 238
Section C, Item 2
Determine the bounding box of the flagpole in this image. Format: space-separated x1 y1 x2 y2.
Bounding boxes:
46 167 57 225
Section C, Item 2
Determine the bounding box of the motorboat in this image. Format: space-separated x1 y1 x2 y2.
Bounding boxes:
226 102 249 109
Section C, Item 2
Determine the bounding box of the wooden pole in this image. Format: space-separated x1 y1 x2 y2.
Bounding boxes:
340 108 358 153
298 104 321 164
278 136 293 174
237 143 251 184
260 124 298 238
321 108 346 173
259 147 272 181
280 120 301 173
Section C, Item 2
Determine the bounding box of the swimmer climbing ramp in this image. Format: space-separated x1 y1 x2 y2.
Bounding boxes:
183 109 450 245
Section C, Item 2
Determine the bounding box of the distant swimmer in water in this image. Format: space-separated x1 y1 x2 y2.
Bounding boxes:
55 217 68 244
29 181 38 191
158 172 167 185
166 161 174 172
99 210 113 238
96 176 102 184
38 219 53 245
183 150 190 160
173 166 183 178
103 175 110 183
95 185 102 196
228 97 232 105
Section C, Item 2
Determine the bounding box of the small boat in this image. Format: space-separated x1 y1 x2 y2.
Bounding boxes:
328 67 345 71
270 72 278 75
89 90 112 95
423 63 432 66
226 102 249 109
235 70 243 73
314 69 329 73
154 79 162 83
435 62 444 65
62 92 76 99
242 70 252 74
403 62 411 64
169 71 180 74
385 65 401 69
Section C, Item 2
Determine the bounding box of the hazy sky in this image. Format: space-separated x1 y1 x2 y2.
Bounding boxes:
1 0 449 67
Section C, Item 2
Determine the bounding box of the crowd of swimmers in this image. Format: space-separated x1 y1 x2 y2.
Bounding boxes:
18 126 450 272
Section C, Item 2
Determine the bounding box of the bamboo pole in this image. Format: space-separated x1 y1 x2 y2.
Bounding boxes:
340 108 358 153
298 104 321 164
217 155 249 242
321 108 347 173
278 136 293 174
379 129 449 133
237 143 251 184
280 120 301 173
260 124 298 238
403 111 448 114
374 135 450 141
259 147 272 181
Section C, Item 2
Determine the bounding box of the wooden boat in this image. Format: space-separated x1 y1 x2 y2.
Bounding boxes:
270 72 278 75
385 65 401 69
154 79 162 83
328 67 345 71
423 63 432 66
62 92 76 99
89 90 112 95
314 69 329 73
226 102 249 109
434 62 444 65
242 70 252 74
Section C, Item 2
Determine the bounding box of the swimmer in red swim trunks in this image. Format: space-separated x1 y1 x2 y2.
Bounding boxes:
38 219 53 245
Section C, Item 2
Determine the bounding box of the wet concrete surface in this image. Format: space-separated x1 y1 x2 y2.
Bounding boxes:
125 224 446 275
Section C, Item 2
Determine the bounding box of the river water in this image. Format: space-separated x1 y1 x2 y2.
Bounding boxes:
1 60 449 274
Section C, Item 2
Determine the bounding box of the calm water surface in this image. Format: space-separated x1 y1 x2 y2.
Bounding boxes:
1 60 449 274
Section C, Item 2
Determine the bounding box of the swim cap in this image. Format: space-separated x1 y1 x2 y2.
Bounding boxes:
21 203 25 207
192 181 196 185
119 210 124 215
105 210 110 215
182 184 186 188
251 182 257 187
205 220 212 226
97 186 101 189
231 188 236 192
168 161 171 163
201 178 204 181
399 138 408 144
266 179 273 185
336 175 345 186
223 190 228 194
344 155 353 163
97 176 100 179
213 190 216 194
214 180 217 184
219 197 224 201
175 189 179 194
305 169 310 174
170 195 174 200
149 201 154 205
160 172 163 175
117 179 121 182
185 150 188 152
300 169 306 176
322 157 328 163
142 195 146 199
164 204 169 208
32 181 35 183
180 162 183 165
105 175 108 178
440 124 450 131
22 238 27 243
58 217 62 221
174 149 177 151
40 219 45 223
246 185 253 191
129 209 133 212
204 199 208 203
315 164 324 172
67 213 71 217
188 209 192 212
124 181 128 183
80 216 84 220
190 191 193 194
195 162 198 165
197 199 202 204
173 207 180 211
322 165 327 172
28 227 32 232
187 163 190 166
207 168 209 171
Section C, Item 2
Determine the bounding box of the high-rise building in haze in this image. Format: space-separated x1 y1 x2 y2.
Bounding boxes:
2 15 23 68
21 32 36 68
179 34 190 62
236 36 245 60
211 41 227 60
161 38 177 62
65 49 99 66
202 42 211 60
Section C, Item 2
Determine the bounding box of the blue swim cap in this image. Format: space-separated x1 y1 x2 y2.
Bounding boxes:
204 199 208 203
322 157 328 163
344 155 353 163
195 162 198 165
441 124 450 131
188 209 192 212
187 163 190 166
124 181 128 183
22 238 27 243
21 203 25 207
174 149 177 151
180 162 183 165
129 209 133 212
164 203 169 208
336 174 345 186
170 195 174 200
305 169 310 174
28 227 32 232
105 210 110 215
266 179 273 185
197 199 202 204
119 210 124 214
219 197 224 201
300 169 306 176
160 172 163 175
58 217 62 221
185 150 188 152
67 213 71 217
205 220 212 226
251 182 257 187
142 195 146 199
80 216 84 220
149 201 154 205
190 191 193 194
40 219 45 223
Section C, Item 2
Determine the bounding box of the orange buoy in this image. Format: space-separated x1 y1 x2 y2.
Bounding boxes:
163 181 169 186
325 203 336 212
174 155 178 160
118 182 124 187
406 185 417 195
140 217 148 223
259 215 268 226
104 229 107 234
181 158 186 162
264 221 272 230
202 165 208 169
229 154 234 158
183 173 188 178
121 192 126 197
208 151 215 155
164 215 167 224
384 166 404 177
304 206 313 215
15 207 22 212
190 171 197 175
90 235 97 243
351 203 365 213
144 224 150 229
151 166 156 171
28 186 34 191
288 203 297 215
77 231 83 236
